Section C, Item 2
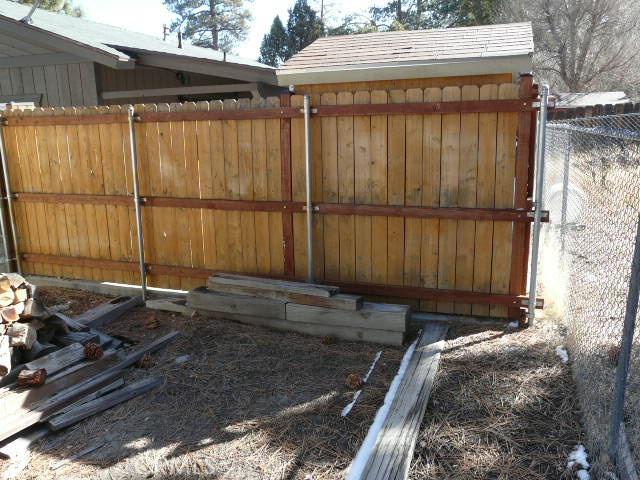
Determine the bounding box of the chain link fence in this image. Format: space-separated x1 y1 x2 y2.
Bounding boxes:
539 113 640 477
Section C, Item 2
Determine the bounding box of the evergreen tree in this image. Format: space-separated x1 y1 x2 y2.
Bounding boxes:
258 16 288 67
258 0 324 65
427 0 498 28
163 0 252 52
285 0 324 59
11 0 82 16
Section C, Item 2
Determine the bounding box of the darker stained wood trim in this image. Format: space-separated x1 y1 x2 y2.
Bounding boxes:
280 93 296 277
20 253 543 308
14 192 548 222
2 99 534 126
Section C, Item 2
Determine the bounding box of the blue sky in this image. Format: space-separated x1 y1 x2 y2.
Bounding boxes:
75 0 374 61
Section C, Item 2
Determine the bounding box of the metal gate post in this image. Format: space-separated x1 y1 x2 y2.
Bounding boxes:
0 118 21 273
127 106 147 301
560 129 571 259
527 84 550 325
303 95 315 283
609 215 640 462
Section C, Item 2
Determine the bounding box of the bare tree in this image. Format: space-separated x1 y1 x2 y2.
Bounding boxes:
502 0 640 93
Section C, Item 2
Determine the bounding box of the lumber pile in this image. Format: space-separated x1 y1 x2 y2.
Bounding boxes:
187 273 408 345
0 287 178 456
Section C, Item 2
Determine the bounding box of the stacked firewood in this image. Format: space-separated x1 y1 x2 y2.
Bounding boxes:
0 273 67 382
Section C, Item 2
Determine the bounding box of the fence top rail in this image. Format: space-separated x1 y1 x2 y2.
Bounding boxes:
0 83 534 126
548 112 640 142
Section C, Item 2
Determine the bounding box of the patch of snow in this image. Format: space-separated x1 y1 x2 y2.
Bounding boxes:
341 351 383 417
174 354 191 364
577 470 590 480
556 345 569 364
346 338 419 480
568 444 589 469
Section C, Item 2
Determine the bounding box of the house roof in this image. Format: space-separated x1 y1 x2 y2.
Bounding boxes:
278 22 534 86
555 92 631 108
0 0 276 84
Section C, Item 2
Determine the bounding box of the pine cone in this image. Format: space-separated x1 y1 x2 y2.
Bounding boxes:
138 353 153 369
321 336 335 345
145 313 159 330
346 373 364 390
84 342 104 360
17 368 47 387
608 345 620 366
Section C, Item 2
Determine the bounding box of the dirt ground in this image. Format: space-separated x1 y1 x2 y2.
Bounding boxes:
410 319 588 480
2 287 589 479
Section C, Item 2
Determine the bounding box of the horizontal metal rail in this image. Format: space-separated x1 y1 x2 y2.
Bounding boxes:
14 192 549 222
20 252 543 308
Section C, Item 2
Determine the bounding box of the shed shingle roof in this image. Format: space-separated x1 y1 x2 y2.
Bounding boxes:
280 22 534 72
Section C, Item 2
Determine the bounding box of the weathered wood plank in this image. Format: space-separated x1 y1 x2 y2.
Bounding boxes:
200 311 404 346
208 273 339 297
351 323 447 480
286 302 408 332
72 296 143 328
187 288 287 320
48 377 161 430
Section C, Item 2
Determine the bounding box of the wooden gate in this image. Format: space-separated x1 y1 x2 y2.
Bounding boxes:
0 75 542 318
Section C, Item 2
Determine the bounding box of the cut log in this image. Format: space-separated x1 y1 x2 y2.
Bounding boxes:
5 273 27 289
285 302 409 332
0 335 10 376
187 288 287 320
0 275 10 293
7 322 37 348
0 331 179 442
53 331 100 347
48 377 162 430
207 279 362 310
14 288 28 303
202 311 405 346
208 273 340 297
1 305 20 322
0 290 15 307
17 368 47 387
22 298 47 319
72 296 143 328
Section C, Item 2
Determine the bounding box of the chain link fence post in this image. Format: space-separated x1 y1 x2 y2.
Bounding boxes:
560 129 571 259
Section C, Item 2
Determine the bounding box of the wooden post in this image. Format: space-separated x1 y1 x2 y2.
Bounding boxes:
280 93 295 278
508 74 535 319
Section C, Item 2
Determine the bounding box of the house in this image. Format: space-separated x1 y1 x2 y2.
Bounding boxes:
277 22 534 94
555 91 631 108
0 0 278 107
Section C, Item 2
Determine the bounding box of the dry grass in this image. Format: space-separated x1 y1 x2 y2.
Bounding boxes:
410 319 587 480
1 287 592 479
3 287 403 480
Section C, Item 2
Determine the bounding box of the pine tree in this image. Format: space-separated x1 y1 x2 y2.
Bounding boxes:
163 0 252 52
258 16 288 67
11 0 82 16
427 0 498 28
285 0 324 59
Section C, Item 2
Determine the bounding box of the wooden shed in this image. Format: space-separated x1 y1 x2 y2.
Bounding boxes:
0 0 278 107
273 23 538 319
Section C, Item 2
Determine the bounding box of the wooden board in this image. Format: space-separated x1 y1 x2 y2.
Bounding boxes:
187 288 287 320
200 311 404 346
352 323 448 479
286 302 408 332
208 272 339 297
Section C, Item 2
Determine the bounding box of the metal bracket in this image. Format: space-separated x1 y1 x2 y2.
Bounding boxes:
519 296 544 309
302 205 320 212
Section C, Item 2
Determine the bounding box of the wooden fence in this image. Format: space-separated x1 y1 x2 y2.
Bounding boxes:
0 75 541 319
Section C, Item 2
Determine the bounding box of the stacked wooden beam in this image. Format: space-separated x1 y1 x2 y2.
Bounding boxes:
0 293 177 454
187 273 408 345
